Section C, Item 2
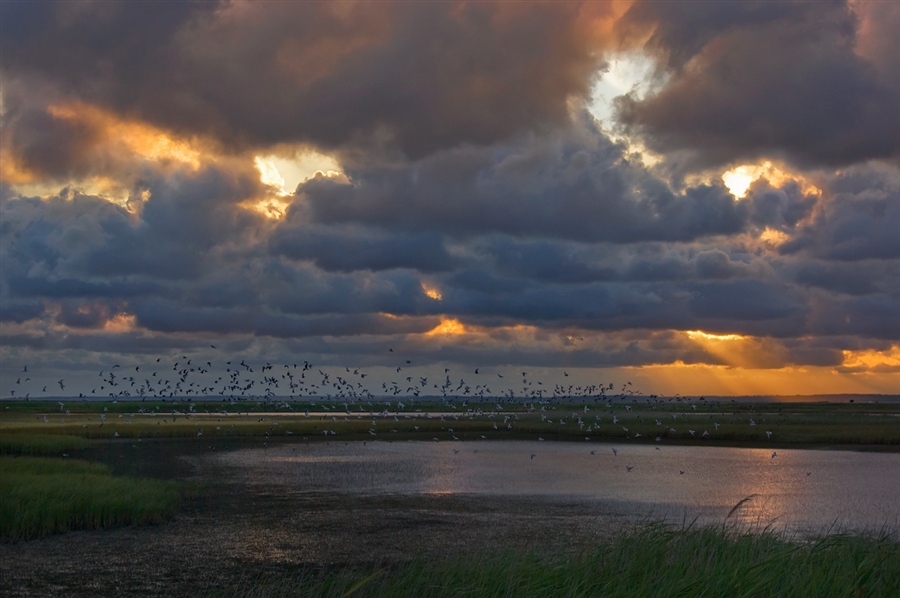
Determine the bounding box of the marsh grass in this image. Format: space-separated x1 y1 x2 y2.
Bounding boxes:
0 432 90 455
206 524 900 598
2 400 898 447
0 456 180 541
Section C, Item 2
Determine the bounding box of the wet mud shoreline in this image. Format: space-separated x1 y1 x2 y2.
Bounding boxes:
0 443 629 597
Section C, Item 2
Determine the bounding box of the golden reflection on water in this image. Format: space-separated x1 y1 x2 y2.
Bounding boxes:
213 441 900 534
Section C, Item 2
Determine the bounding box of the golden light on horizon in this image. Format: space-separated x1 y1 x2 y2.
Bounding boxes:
627 361 897 396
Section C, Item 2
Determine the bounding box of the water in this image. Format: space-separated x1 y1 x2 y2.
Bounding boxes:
213 440 900 536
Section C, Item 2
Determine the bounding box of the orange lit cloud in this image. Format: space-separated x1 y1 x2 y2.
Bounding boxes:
47 102 202 169
421 283 443 301
426 318 468 336
0 152 37 185
839 345 900 374
101 313 139 334
722 161 822 199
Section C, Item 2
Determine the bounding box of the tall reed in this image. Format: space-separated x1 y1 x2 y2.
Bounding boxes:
206 523 900 598
0 456 180 541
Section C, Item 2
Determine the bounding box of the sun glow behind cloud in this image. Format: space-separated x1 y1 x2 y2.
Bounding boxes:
683 330 790 370
722 161 822 199
253 150 342 196
587 50 666 167
589 51 662 125
252 150 344 218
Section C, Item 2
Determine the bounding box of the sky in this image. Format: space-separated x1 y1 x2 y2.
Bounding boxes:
1 0 898 399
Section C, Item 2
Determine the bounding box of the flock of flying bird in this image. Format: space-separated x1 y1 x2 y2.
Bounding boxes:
10 351 802 475
10 350 649 403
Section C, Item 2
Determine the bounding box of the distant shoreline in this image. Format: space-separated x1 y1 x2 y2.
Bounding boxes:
3 393 899 403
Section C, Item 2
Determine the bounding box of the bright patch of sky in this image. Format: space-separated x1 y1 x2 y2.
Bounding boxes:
588 52 662 127
254 150 342 196
587 52 666 167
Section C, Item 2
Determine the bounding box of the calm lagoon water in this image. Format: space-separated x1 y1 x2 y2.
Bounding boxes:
212 440 900 536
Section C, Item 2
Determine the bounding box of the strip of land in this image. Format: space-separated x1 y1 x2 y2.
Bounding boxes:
3 398 898 450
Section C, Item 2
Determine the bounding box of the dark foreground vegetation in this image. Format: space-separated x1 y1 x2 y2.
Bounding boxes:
1 399 898 596
207 524 900 598
0 456 181 541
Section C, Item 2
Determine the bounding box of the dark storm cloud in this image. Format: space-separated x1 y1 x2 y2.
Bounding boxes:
1 155 891 349
0 95 100 181
745 181 818 230
130 299 438 338
1 0 611 159
808 293 900 341
0 298 43 323
270 224 456 273
255 313 437 339
55 300 124 329
467 236 755 285
264 265 440 319
1 166 265 287
792 261 898 297
300 117 747 242
688 280 804 323
778 165 900 261
614 0 900 169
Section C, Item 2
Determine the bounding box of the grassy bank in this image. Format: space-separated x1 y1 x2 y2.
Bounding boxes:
2 399 899 449
209 524 900 598
0 432 90 455
0 456 181 541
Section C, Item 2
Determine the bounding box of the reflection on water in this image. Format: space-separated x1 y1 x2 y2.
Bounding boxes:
212 441 900 536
